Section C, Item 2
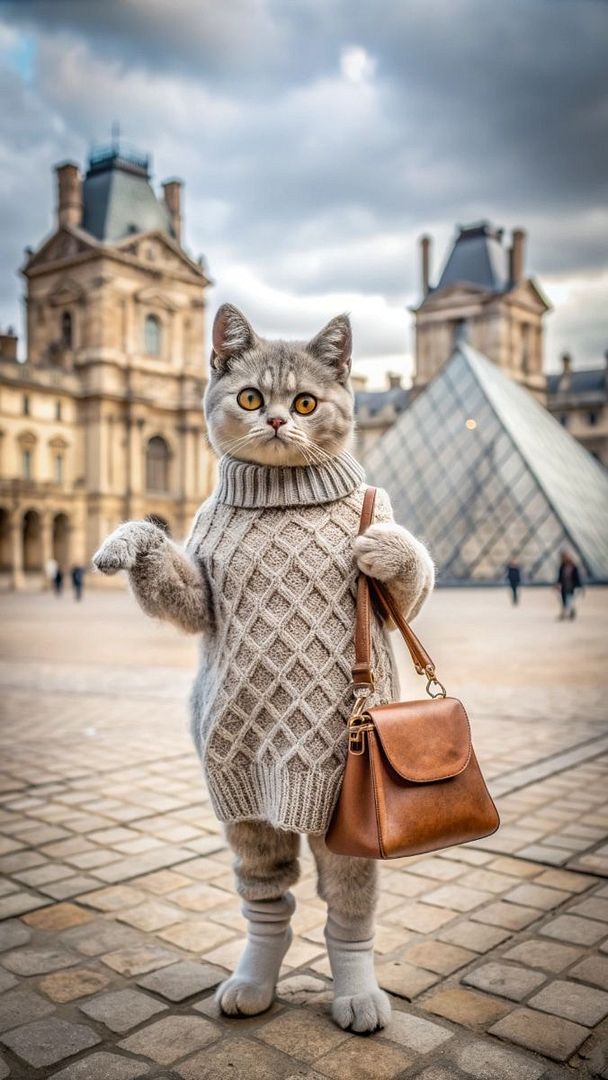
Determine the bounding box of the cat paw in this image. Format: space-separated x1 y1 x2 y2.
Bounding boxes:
354 522 422 583
332 989 392 1034
216 975 275 1017
92 521 164 575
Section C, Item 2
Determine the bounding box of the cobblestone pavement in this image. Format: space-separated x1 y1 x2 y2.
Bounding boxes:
0 585 607 1079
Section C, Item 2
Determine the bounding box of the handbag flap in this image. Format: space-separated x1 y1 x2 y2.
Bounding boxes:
367 697 472 782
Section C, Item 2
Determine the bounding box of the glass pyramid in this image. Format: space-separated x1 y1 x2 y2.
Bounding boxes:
365 344 608 583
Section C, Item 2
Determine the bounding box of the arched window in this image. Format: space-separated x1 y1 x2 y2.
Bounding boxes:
144 314 161 357
146 436 170 493
62 311 73 349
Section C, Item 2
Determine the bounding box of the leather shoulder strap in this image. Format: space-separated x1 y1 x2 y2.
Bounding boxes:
353 487 436 688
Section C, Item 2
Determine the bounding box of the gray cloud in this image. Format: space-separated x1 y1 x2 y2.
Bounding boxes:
0 0 606 372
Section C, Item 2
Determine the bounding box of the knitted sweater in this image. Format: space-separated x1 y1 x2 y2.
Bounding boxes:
187 452 398 834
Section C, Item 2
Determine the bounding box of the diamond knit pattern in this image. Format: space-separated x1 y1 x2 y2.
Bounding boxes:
189 485 396 833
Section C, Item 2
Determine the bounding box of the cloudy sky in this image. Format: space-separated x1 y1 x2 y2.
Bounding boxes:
0 0 606 385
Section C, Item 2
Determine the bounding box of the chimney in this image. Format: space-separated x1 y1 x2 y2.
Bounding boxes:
510 227 526 285
162 179 183 244
387 372 402 390
0 326 18 361
561 351 572 375
420 235 431 297
55 162 82 228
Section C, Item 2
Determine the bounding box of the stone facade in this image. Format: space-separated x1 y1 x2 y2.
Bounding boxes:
412 224 550 397
546 353 608 466
0 147 215 590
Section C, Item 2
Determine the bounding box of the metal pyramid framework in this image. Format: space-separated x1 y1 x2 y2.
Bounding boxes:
365 344 608 583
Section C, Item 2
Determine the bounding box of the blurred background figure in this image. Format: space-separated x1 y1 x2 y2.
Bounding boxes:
556 551 582 620
71 565 84 602
53 564 64 596
45 557 58 593
506 560 522 606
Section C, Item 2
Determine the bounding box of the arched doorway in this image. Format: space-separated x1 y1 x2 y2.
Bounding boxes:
23 510 42 571
0 508 10 571
145 436 170 493
53 513 70 568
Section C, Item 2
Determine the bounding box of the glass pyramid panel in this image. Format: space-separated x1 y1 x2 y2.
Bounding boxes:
365 345 608 583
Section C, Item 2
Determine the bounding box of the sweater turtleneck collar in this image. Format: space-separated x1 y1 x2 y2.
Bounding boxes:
215 450 365 509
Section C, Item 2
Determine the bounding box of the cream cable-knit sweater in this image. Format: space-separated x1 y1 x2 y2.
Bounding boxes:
186 453 398 834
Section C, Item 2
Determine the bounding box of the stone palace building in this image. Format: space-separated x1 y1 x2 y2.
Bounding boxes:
355 223 608 466
0 145 214 589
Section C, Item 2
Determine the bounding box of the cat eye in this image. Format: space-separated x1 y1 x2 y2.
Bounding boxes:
237 387 264 411
293 393 318 415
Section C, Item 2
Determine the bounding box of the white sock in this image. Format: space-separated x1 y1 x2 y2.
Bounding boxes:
325 911 391 1033
216 892 294 1016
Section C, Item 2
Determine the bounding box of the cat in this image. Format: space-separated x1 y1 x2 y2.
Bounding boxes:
93 304 434 1033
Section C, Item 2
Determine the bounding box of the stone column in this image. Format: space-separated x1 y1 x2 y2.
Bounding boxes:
40 512 53 590
9 512 24 591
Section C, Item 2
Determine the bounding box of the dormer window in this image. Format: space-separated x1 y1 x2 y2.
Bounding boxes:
144 314 161 357
62 311 73 349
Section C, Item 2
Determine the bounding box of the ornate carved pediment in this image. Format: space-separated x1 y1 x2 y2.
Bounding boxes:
49 436 69 450
17 430 37 448
133 285 179 312
47 277 86 307
114 230 208 281
23 228 97 272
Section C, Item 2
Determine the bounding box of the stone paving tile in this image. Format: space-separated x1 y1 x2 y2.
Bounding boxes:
82 885 148 911
539 914 608 946
1 944 80 975
471 901 540 931
49 1049 151 1079
23 901 96 930
502 883 571 910
137 960 225 1000
257 1008 348 1064
449 1037 547 1079
119 1014 220 1064
40 967 112 1002
1 1015 101 1068
0 985 55 1032
568 896 608 922
489 1006 590 1061
101 943 180 976
462 960 547 1001
569 954 608 990
376 959 440 999
401 940 476 975
0 889 49 918
80 986 168 1032
423 987 512 1027
528 978 608 1025
381 1008 453 1052
61 919 146 956
385 901 458 933
437 921 513 953
175 1034 306 1080
116 899 185 931
159 918 234 953
315 1036 410 1078
502 939 583 973
0 919 30 950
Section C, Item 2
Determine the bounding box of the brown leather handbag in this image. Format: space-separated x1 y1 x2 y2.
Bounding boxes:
326 487 499 859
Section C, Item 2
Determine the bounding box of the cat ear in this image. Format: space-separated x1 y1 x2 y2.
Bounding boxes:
306 314 352 382
211 304 256 371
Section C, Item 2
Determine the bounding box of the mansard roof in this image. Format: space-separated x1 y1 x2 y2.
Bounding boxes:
435 222 510 293
82 146 173 242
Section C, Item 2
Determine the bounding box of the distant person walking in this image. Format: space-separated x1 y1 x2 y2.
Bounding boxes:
556 551 581 620
45 557 58 592
71 565 84 601
506 560 522 605
53 565 64 596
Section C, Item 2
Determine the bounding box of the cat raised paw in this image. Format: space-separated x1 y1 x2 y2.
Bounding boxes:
92 521 165 575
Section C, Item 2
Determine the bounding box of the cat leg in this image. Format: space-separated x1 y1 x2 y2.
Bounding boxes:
93 521 210 633
216 820 300 1017
308 834 390 1034
354 522 435 622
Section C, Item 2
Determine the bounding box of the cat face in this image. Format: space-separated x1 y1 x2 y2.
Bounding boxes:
204 304 355 467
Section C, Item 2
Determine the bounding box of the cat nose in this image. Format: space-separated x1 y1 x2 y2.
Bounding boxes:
267 416 286 431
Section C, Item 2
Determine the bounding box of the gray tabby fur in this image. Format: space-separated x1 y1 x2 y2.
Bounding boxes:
93 304 435 1034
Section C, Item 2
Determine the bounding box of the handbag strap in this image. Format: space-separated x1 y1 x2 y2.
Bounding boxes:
352 486 446 699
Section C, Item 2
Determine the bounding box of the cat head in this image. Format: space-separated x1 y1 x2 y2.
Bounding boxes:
204 304 355 467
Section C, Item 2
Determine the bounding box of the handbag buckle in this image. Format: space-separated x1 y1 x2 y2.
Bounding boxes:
349 714 373 755
424 665 447 699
